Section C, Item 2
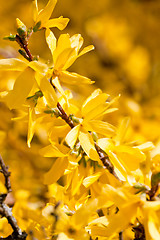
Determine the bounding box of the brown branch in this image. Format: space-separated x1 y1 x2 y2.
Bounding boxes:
0 203 23 235
0 155 12 194
119 231 123 240
57 102 74 129
0 154 27 240
133 223 145 240
95 144 120 181
15 34 33 61
147 182 160 201
49 77 74 128
23 44 33 61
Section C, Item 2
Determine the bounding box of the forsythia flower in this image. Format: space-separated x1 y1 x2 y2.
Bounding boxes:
89 184 160 240
97 117 151 181
45 30 95 95
40 142 70 185
33 0 69 31
0 58 58 109
65 89 118 161
44 199 98 240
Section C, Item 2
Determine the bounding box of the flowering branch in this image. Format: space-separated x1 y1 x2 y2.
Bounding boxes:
15 28 121 182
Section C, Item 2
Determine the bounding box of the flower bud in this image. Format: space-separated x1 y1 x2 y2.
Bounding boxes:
16 18 27 38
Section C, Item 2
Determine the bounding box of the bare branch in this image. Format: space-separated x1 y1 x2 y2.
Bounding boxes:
0 155 12 193
0 154 27 240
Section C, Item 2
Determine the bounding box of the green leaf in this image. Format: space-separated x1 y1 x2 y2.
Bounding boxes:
33 21 41 32
3 34 16 41
151 172 160 187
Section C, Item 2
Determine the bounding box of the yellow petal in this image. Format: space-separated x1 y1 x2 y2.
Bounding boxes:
143 210 160 240
37 0 57 25
78 45 95 57
84 103 110 121
65 124 80 148
59 71 94 85
27 107 36 148
44 157 68 185
39 144 66 157
115 117 130 145
5 67 35 109
52 77 68 104
88 120 116 136
97 138 115 152
49 124 70 141
90 225 109 238
29 60 48 74
147 215 160 240
62 41 83 69
71 168 84 196
82 89 102 108
83 172 102 188
136 142 155 152
35 73 57 107
116 145 145 171
82 89 109 118
79 128 99 161
92 202 138 237
32 0 38 22
45 29 57 57
70 34 83 52
144 201 160 211
60 34 83 69
45 17 69 30
72 198 98 228
0 58 27 71
53 34 71 64
100 184 128 206
108 151 128 180
54 48 76 70
103 107 118 114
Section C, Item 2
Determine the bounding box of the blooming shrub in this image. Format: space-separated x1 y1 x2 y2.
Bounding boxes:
0 0 160 239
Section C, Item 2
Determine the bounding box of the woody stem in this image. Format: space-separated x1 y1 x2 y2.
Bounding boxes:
0 155 27 240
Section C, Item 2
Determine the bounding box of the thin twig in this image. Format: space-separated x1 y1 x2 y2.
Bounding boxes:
133 223 145 240
15 34 33 61
0 155 12 193
57 102 74 129
147 182 160 201
119 231 123 240
23 44 33 61
0 154 27 240
1 203 22 235
95 143 120 181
